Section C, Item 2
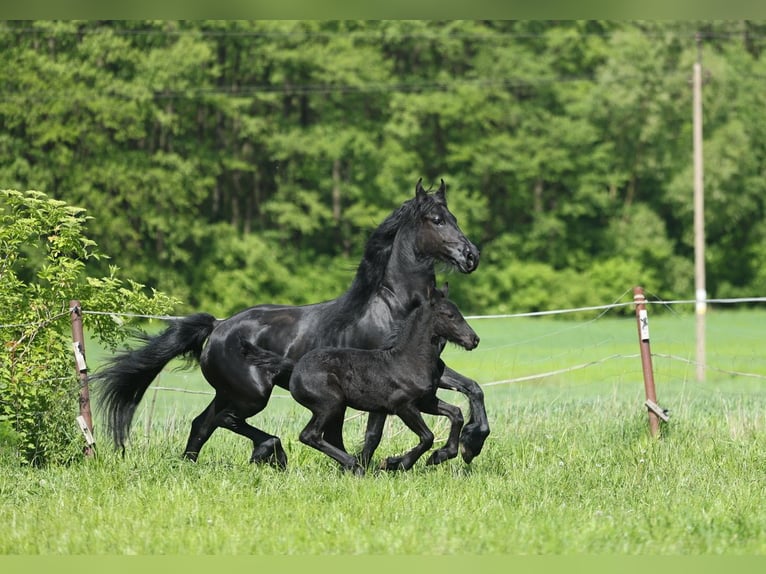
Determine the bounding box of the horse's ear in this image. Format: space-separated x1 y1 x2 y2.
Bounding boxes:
437 179 446 196
415 178 426 199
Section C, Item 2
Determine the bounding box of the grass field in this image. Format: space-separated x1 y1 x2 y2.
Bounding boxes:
1 307 765 554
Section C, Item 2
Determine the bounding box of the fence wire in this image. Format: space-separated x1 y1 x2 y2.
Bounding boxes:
3 294 766 331
3 293 766 394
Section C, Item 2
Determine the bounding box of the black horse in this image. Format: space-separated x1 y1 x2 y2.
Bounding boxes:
95 179 488 467
275 285 478 475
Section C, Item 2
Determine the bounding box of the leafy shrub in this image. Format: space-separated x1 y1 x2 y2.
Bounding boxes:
0 190 178 466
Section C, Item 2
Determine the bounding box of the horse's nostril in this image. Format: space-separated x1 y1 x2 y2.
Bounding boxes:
463 245 480 269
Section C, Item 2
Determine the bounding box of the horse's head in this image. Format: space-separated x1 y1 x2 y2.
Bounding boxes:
412 178 480 273
347 180 481 311
430 283 479 351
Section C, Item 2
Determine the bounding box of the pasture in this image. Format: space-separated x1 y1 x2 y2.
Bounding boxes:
1 307 765 554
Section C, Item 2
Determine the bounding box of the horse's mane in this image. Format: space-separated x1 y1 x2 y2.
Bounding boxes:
342 190 440 308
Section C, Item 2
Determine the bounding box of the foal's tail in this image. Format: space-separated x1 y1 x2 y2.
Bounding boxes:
239 339 294 390
92 313 219 449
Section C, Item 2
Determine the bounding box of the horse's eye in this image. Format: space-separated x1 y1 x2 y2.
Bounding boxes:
431 215 444 226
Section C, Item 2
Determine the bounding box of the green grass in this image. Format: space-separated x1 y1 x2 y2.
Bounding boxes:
1 308 765 554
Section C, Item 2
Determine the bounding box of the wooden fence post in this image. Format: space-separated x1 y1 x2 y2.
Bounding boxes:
633 286 669 438
70 300 95 456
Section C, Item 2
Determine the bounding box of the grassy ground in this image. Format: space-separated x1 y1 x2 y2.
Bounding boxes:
1 308 765 554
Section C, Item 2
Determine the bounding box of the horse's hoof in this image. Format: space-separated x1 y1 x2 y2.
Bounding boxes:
250 440 288 470
353 451 373 469
271 451 288 470
182 451 199 463
380 457 405 471
426 450 451 466
459 424 489 463
250 455 288 470
348 463 365 477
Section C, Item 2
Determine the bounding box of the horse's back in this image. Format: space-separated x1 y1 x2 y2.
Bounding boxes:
203 303 323 364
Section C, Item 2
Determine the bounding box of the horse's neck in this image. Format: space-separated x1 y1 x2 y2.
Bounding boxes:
339 232 433 317
380 233 434 314
326 227 433 346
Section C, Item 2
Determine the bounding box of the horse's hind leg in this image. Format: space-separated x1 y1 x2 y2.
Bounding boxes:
380 405 434 472
216 410 288 470
322 409 348 452
183 396 226 462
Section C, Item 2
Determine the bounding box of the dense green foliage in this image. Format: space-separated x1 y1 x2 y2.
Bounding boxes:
0 189 177 465
2 21 766 317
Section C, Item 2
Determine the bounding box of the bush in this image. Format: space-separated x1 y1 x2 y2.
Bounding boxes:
0 189 178 466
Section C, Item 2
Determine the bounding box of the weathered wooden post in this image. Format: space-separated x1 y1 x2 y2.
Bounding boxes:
70 300 95 456
633 286 668 437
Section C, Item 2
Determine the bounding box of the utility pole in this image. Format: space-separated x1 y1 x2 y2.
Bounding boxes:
693 32 706 382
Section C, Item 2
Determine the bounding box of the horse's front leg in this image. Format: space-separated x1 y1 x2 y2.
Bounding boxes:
439 366 490 464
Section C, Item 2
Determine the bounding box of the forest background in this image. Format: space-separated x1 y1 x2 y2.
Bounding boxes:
3 19 766 318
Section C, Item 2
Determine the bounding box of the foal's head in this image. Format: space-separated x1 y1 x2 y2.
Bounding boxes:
431 283 479 351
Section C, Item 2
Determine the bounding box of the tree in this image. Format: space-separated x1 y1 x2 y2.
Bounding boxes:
2 21 766 317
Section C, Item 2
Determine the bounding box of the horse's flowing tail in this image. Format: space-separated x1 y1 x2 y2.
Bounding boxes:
93 313 218 449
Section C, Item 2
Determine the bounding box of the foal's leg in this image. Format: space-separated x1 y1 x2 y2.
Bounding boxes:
299 410 364 476
359 412 387 467
440 366 490 464
380 405 434 472
362 398 466 467
322 409 348 453
416 395 464 466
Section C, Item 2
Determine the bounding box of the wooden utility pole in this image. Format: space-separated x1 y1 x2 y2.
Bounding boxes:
693 33 706 382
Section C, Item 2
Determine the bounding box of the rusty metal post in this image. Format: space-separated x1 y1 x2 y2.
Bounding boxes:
633 286 667 438
70 300 95 456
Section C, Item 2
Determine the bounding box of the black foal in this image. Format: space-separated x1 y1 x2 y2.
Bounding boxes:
287 286 478 475
356 283 478 468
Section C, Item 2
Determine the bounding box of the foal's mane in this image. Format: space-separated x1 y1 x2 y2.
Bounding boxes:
382 296 437 352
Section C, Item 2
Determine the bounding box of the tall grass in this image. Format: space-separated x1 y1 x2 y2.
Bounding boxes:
1 308 764 554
